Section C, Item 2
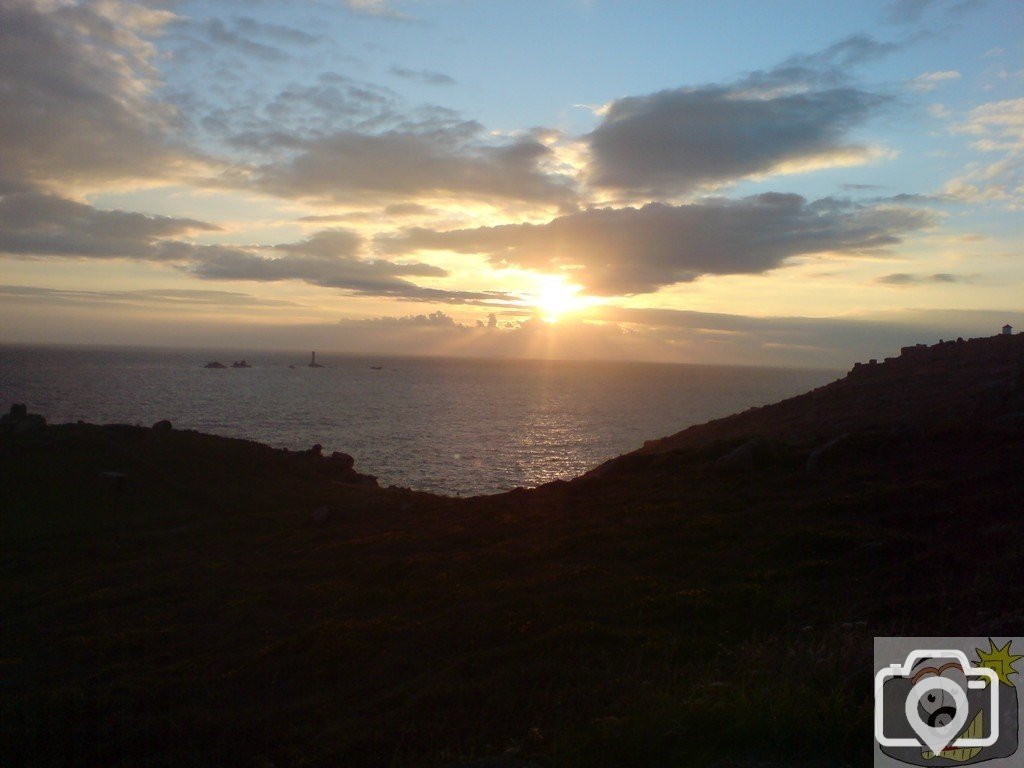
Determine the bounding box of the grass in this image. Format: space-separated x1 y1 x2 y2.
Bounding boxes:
3 417 1024 766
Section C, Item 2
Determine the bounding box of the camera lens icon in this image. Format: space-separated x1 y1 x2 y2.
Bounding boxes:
905 675 971 755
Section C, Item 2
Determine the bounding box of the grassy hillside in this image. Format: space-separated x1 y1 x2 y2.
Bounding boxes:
3 335 1024 767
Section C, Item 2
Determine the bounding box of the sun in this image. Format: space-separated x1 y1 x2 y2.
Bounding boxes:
532 274 588 322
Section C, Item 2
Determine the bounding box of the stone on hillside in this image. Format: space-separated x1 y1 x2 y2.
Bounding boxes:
1 404 46 434
329 451 355 471
152 419 173 432
715 437 774 472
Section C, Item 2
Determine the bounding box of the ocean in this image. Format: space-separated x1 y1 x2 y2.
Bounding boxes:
0 345 840 496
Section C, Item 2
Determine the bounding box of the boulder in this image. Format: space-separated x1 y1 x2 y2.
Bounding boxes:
329 451 355 471
715 437 774 472
1 404 46 434
152 419 173 432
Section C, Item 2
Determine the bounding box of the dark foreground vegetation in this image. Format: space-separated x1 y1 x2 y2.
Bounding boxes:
3 334 1024 767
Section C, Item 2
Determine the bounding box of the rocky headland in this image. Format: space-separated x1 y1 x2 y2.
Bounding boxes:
2 333 1023 767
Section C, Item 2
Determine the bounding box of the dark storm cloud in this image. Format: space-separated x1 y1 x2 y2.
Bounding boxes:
380 194 935 296
389 66 456 86
0 191 216 259
0 0 196 191
254 126 576 206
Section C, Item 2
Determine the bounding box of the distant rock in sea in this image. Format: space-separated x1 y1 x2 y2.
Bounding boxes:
204 361 226 369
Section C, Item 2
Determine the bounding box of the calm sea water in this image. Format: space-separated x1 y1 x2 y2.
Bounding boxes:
0 345 839 495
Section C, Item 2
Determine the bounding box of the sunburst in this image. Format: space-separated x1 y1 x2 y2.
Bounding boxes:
532 274 588 323
975 638 1022 686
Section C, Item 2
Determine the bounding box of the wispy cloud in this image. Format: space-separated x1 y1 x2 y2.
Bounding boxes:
875 272 974 285
343 0 414 22
389 66 456 86
908 70 961 91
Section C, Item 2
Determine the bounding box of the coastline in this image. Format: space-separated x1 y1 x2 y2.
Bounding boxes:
3 333 1023 766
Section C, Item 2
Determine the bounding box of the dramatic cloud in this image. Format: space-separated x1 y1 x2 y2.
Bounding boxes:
381 193 935 295
187 230 440 287
0 0 196 191
0 193 508 304
0 191 216 259
583 38 901 197
181 232 513 304
587 85 886 195
255 125 577 206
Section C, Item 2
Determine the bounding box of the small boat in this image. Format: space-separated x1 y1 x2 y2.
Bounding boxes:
231 360 251 368
308 351 323 368
370 366 383 370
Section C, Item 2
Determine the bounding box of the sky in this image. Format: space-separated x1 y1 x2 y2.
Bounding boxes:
0 0 1022 368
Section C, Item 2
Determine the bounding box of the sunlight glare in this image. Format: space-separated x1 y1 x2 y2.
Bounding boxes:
533 274 587 323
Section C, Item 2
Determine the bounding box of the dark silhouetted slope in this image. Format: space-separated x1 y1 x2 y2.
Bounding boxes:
3 334 1024 768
